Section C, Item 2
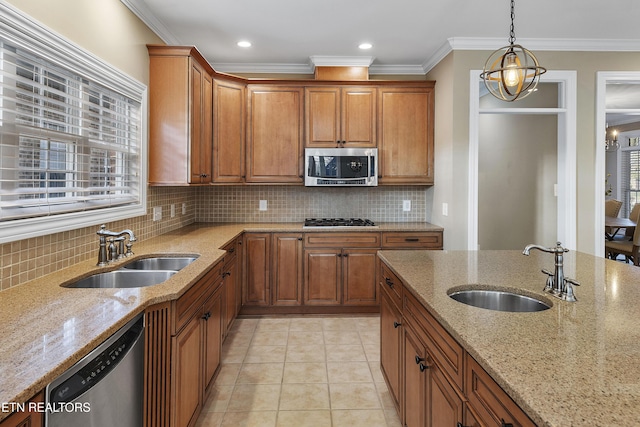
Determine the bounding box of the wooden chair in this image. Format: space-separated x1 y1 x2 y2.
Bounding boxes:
605 199 623 237
606 208 640 265
623 202 640 239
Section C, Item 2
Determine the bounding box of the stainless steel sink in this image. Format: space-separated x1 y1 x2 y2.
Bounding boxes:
63 270 176 289
120 256 198 271
448 288 551 312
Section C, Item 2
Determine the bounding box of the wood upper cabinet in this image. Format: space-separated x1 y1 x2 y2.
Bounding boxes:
378 86 434 185
246 86 304 183
213 78 246 183
148 46 213 185
305 86 377 148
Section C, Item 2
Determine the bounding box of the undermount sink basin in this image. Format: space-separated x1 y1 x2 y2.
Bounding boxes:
448 288 551 313
120 256 198 271
63 270 176 289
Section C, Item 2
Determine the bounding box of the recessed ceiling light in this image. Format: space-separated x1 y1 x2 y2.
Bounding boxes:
237 41 252 48
358 43 373 50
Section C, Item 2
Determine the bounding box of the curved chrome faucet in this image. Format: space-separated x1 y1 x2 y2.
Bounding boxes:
96 225 137 266
523 241 580 302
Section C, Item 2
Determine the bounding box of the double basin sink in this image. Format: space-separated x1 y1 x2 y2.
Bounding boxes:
63 256 198 289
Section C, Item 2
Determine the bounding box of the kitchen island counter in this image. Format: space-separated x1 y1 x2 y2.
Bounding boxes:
378 249 640 427
0 221 441 420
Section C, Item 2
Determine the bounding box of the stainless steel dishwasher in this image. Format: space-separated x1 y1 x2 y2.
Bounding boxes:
45 313 144 427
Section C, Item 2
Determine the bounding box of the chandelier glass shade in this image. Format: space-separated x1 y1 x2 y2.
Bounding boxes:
480 0 546 102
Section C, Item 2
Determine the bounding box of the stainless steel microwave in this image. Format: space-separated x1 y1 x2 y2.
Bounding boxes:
304 148 378 186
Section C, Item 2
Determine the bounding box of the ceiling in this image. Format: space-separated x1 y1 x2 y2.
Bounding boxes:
123 0 640 75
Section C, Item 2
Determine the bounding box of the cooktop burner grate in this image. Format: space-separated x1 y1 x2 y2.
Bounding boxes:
304 218 376 227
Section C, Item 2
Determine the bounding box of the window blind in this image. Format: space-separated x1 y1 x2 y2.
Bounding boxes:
0 42 141 221
620 149 640 217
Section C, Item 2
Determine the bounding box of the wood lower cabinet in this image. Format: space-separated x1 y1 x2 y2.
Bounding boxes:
148 45 213 185
222 237 242 335
145 262 224 427
243 233 271 306
0 392 43 427
378 86 434 185
380 290 403 414
305 86 377 148
303 233 381 306
379 259 536 427
246 86 304 183
271 233 304 306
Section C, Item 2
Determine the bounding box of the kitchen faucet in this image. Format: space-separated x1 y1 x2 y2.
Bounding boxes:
96 224 136 266
522 241 580 302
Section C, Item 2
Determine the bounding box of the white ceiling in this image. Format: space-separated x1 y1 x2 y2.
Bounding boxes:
123 0 640 75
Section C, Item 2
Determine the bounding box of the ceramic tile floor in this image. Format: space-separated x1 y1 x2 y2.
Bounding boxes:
195 315 402 427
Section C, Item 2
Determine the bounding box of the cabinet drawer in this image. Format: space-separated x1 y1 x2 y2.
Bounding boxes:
173 262 223 334
381 231 442 249
380 262 403 310
304 232 381 248
404 291 464 391
465 354 536 427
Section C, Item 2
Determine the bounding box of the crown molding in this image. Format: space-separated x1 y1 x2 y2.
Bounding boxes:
369 64 429 75
120 0 180 44
212 62 314 75
449 36 640 52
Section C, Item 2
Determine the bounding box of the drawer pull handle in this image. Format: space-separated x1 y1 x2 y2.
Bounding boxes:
385 277 394 288
405 238 419 242
393 321 402 328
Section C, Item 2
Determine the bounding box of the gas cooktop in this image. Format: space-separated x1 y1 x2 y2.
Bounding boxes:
303 218 377 227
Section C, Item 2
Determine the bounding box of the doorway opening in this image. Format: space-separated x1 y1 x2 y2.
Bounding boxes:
469 70 577 251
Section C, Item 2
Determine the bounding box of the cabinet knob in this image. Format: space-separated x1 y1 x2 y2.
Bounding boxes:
297 237 303 241
228 248 235 253
385 277 394 288
202 312 211 321
393 321 402 328
415 355 425 365
457 423 471 427
419 362 428 372
501 420 514 427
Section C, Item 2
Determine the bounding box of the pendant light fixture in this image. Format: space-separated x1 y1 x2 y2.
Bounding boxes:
480 0 546 102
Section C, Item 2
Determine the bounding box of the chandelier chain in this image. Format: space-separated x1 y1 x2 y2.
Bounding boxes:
509 0 516 45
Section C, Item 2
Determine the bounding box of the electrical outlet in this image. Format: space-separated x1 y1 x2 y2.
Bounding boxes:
182 203 187 215
259 200 268 211
170 204 175 218
403 200 411 212
442 202 449 216
152 206 162 221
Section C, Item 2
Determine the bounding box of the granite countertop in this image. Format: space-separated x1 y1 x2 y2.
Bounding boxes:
377 249 640 427
0 221 441 420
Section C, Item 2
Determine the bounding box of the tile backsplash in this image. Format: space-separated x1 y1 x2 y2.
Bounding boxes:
196 186 430 223
1 185 430 290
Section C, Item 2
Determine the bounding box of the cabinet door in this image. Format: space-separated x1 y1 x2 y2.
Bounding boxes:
378 87 434 184
243 233 271 306
305 87 340 147
246 86 304 183
223 254 238 332
403 324 427 427
190 60 212 184
428 363 464 427
213 79 245 183
203 286 223 397
342 248 379 305
380 291 402 414
272 233 303 305
173 315 203 427
304 248 341 305
0 392 43 427
341 87 376 147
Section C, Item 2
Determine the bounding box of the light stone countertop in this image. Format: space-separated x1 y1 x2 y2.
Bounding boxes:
0 221 441 421
377 249 640 427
